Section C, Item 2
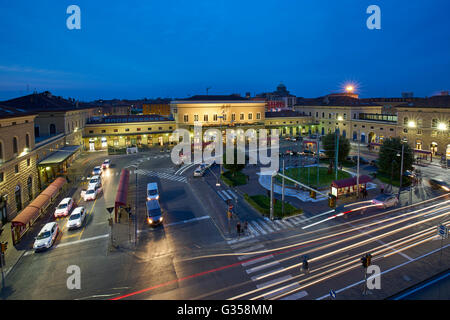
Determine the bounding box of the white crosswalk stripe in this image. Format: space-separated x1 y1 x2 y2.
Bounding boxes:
257 220 275 233
230 240 308 300
249 221 267 235
274 220 289 229
281 219 295 228
135 169 187 183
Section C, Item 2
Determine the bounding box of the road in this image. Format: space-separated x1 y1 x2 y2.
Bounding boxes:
1 145 448 300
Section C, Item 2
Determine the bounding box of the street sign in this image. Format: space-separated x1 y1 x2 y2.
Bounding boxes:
437 225 448 239
106 207 114 214
330 289 336 299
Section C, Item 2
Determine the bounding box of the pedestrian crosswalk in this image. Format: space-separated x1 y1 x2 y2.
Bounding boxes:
216 189 238 202
229 240 308 300
134 168 188 183
227 216 310 245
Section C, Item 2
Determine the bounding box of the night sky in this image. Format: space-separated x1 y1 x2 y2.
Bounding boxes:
0 0 449 101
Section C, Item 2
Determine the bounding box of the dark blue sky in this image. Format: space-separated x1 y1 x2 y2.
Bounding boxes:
0 0 449 101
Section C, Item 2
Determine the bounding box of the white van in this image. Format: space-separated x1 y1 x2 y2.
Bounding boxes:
147 182 159 201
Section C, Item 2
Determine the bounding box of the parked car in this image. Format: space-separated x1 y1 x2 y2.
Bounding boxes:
83 184 103 201
371 194 399 208
102 159 111 169
33 222 59 251
66 207 86 230
54 197 74 218
428 179 450 192
146 200 163 226
92 166 102 176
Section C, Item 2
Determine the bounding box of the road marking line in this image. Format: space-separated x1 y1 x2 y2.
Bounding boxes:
265 282 301 299
251 268 285 281
250 221 267 235
241 255 274 267
227 190 238 199
282 219 295 228
280 290 308 300
257 220 274 233
246 223 259 237
236 243 265 253
316 243 450 300
270 221 281 231
217 191 228 201
256 275 293 289
274 220 288 229
246 260 280 274
55 234 109 249
229 239 258 249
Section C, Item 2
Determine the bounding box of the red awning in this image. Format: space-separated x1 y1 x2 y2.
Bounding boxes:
332 175 372 188
11 206 40 227
115 169 129 207
114 169 130 222
11 177 67 238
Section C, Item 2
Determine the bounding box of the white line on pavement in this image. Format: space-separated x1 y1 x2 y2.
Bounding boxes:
316 243 450 300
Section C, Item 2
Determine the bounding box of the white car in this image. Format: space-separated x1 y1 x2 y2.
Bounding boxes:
83 184 102 201
33 222 59 251
193 163 211 177
66 207 86 230
88 175 102 188
54 197 74 218
371 194 399 209
92 166 102 176
102 159 111 169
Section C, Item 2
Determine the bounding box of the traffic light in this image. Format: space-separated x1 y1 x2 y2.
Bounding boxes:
366 253 372 267
361 255 367 268
328 195 336 208
0 241 8 253
310 190 316 199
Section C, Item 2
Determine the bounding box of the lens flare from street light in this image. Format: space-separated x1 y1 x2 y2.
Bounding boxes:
345 85 354 93
437 122 447 131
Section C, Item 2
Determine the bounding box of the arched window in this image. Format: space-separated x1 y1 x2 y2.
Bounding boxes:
13 137 18 155
403 117 409 126
431 119 438 128
50 124 56 135
27 176 33 201
25 134 30 149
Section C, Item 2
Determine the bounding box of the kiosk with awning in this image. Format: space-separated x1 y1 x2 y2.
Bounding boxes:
11 177 67 245
331 175 372 199
114 169 130 223
38 145 80 185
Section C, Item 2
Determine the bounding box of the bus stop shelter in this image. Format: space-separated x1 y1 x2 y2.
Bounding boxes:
331 175 372 199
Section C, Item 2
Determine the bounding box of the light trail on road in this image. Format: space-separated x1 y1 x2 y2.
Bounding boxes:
228 220 449 300
111 199 449 300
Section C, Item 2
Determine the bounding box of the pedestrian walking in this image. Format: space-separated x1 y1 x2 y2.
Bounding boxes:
236 222 241 237
380 183 384 194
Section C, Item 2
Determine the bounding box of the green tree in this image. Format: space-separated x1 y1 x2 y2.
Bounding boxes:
378 137 414 179
322 132 350 165
223 149 247 177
